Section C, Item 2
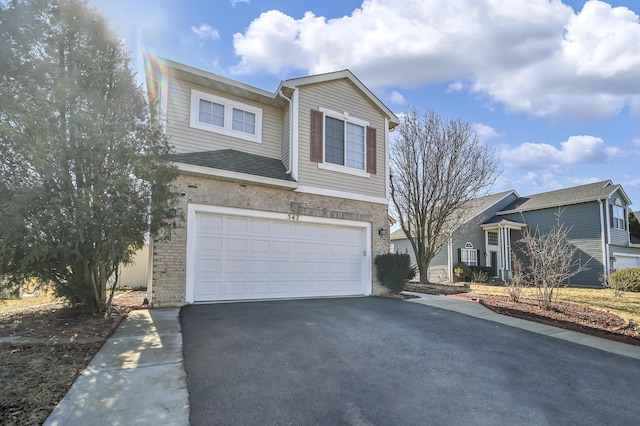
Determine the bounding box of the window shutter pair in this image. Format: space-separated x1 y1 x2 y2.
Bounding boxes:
309 109 376 174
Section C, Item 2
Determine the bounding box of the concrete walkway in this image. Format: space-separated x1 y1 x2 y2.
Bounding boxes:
404 292 640 360
45 309 189 426
44 294 639 424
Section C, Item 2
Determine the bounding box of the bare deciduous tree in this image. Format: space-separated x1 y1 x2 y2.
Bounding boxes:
390 108 499 284
512 213 590 309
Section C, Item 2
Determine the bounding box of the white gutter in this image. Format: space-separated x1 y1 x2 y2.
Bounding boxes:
598 199 608 278
277 90 293 174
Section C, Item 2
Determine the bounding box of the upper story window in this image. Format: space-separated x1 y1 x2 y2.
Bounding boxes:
310 107 376 178
487 231 498 246
612 201 625 230
190 89 262 143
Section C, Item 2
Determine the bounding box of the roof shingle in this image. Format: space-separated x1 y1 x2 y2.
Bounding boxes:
171 149 296 182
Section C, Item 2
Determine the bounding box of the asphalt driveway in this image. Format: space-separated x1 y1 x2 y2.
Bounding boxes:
181 297 640 426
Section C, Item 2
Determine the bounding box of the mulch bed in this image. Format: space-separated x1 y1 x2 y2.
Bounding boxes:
0 291 149 425
412 287 640 346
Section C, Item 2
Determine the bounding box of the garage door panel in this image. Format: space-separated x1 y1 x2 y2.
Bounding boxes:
615 255 640 270
192 211 368 302
197 215 223 232
197 236 223 252
196 259 222 274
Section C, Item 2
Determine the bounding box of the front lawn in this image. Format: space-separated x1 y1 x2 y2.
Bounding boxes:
470 284 640 325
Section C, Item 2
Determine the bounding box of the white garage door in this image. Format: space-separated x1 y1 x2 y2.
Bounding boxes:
190 210 369 302
614 254 640 270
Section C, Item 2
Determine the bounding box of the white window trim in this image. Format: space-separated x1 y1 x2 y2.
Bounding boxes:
318 162 370 178
461 242 477 266
319 106 370 175
612 205 625 230
190 89 262 144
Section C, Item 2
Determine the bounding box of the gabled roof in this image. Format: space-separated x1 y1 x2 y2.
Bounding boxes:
390 228 408 241
497 180 630 215
389 190 517 241
279 69 400 127
456 190 518 224
149 56 398 128
172 150 296 182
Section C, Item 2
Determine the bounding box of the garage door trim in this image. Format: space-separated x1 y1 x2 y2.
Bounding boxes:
185 203 372 303
612 252 640 270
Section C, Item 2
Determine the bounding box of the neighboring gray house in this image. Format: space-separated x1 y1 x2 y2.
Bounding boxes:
145 56 399 306
391 181 640 286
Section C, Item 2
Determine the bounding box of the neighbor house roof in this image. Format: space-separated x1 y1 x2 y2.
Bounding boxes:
172 149 296 182
389 190 518 241
497 180 629 215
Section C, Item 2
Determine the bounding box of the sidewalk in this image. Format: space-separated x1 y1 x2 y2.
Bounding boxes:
404 292 640 360
45 308 189 426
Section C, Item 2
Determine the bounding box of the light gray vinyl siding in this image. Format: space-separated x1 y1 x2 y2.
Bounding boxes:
393 237 449 282
427 248 450 282
297 79 387 198
281 103 290 171
608 189 630 246
452 227 485 266
166 77 283 159
393 239 415 265
611 245 640 256
502 202 603 286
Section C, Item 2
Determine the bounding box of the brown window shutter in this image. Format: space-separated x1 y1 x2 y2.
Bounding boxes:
366 126 376 174
310 109 323 162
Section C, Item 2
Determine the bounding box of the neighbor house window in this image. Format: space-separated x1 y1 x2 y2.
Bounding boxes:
310 107 376 177
461 242 478 266
190 89 262 143
613 205 625 230
487 231 498 246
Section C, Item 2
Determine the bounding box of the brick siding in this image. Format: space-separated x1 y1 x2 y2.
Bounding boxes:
151 173 390 306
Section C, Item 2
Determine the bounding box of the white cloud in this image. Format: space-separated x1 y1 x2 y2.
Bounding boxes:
500 135 625 170
473 123 502 143
568 176 602 186
191 24 220 40
389 90 406 105
231 0 250 5
633 138 640 147
447 81 464 92
518 172 563 194
232 0 640 119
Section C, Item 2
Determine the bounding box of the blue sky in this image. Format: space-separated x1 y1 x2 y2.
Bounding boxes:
90 0 640 207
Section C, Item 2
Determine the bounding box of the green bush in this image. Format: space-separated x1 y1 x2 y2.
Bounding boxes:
609 268 640 293
374 253 415 293
454 262 472 281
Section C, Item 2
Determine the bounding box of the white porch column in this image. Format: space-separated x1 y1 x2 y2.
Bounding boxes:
498 226 512 280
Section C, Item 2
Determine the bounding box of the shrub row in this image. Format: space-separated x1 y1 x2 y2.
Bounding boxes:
609 268 640 293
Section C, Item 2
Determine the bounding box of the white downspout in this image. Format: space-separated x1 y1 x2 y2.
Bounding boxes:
277 90 293 174
598 199 608 278
447 235 453 282
604 198 611 274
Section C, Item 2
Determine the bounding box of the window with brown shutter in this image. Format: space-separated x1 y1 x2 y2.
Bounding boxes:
310 109 323 162
366 127 376 174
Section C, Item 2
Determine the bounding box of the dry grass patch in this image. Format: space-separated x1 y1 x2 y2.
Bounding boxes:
470 284 640 325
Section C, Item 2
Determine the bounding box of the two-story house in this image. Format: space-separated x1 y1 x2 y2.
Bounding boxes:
145 56 399 306
391 181 640 286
